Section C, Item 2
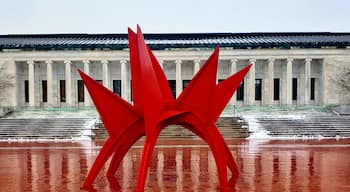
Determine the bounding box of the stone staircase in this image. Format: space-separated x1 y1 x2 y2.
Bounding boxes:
255 115 350 138
0 118 92 140
2 114 348 140
93 117 249 139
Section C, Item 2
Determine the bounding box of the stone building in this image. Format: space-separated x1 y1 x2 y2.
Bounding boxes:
0 32 349 108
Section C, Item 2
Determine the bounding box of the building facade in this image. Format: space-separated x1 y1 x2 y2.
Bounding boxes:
0 32 350 108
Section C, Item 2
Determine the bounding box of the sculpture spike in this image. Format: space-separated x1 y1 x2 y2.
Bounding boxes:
128 28 143 114
176 47 220 119
147 46 175 104
78 69 141 137
136 26 164 135
210 64 252 121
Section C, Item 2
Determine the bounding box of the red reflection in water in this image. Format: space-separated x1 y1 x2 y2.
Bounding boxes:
0 139 349 191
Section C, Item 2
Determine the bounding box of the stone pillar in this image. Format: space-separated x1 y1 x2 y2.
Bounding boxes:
46 60 53 107
102 60 110 89
304 58 311 105
284 58 293 105
194 59 200 75
320 58 326 105
175 60 182 98
64 60 72 107
264 58 274 105
27 60 35 107
121 60 130 101
230 59 237 105
82 60 91 107
247 59 256 105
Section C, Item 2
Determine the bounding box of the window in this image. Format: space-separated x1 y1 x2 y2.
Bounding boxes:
274 78 280 101
236 80 244 101
77 80 84 102
42 80 47 102
292 78 297 100
24 80 29 103
182 80 190 89
113 80 121 96
60 80 66 102
255 79 262 101
168 80 176 99
311 78 315 100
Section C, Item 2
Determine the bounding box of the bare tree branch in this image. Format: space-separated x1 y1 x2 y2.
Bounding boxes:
331 65 350 92
0 64 14 94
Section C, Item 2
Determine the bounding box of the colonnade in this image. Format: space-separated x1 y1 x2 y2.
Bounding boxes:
25 57 320 107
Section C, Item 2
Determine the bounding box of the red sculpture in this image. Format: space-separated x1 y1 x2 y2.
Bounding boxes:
79 26 252 191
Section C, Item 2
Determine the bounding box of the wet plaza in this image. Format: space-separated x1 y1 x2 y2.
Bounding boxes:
0 139 349 192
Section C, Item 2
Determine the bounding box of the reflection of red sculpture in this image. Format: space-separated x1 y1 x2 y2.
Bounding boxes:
79 26 251 191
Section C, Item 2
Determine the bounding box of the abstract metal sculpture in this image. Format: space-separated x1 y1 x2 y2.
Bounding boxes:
79 26 252 191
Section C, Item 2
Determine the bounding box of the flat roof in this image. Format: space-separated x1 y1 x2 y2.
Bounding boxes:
1 32 350 50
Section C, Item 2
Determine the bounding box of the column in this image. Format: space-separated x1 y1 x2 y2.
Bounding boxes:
82 60 91 107
193 59 200 75
230 59 237 105
320 58 326 105
264 58 274 105
176 60 182 98
121 60 130 101
27 60 35 107
285 58 293 105
64 60 72 107
247 59 256 105
46 60 53 107
304 58 311 105
102 60 110 89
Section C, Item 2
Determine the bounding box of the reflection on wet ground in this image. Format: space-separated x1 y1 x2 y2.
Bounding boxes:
0 139 349 191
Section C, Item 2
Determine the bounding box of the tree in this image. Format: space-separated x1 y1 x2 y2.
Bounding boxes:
331 65 350 93
0 64 14 104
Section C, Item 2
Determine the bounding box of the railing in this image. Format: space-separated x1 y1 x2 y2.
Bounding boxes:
94 117 103 129
222 104 242 118
232 105 243 118
0 107 12 118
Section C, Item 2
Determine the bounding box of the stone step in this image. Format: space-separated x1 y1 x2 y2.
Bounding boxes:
254 115 350 137
264 127 350 129
93 117 249 139
0 118 92 140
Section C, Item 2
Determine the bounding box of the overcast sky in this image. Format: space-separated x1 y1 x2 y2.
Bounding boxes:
0 0 349 34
